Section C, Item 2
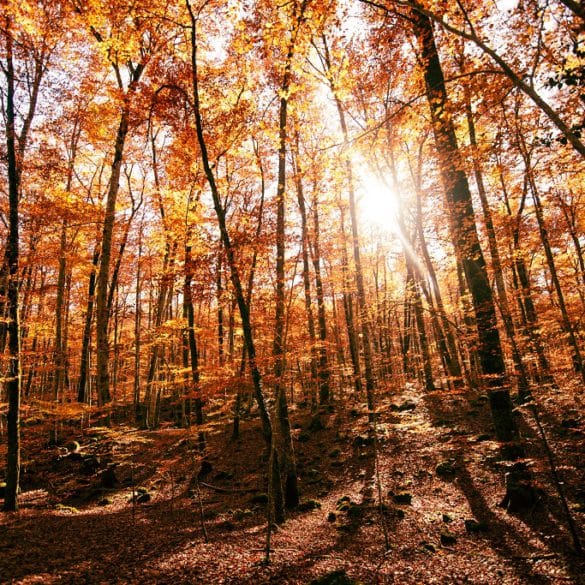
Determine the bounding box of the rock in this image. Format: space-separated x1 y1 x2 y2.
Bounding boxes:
435 461 456 478
81 454 101 474
214 470 234 481
352 435 373 448
67 441 81 453
392 492 412 505
298 499 322 511
396 400 416 412
130 489 151 504
231 508 253 521
249 492 269 505
0 482 6 498
420 540 436 553
55 504 79 514
464 519 488 533
440 531 457 546
346 503 362 519
309 415 325 431
197 460 213 479
309 569 358 585
327 511 337 522
98 497 113 506
441 513 453 523
499 462 541 513
561 417 579 429
100 465 119 488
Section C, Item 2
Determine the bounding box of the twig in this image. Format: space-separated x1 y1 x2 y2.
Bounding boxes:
194 474 209 543
198 481 256 494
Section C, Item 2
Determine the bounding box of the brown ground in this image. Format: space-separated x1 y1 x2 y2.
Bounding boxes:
1 379 585 584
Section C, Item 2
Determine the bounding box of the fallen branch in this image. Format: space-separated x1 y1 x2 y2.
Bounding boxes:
198 481 257 494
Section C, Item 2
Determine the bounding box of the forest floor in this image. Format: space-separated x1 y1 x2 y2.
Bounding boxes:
1 379 585 584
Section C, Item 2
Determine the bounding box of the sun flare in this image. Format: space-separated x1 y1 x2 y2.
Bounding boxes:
357 171 402 235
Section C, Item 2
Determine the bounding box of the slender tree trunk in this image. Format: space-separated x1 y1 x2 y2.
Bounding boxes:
95 64 144 407
233 141 265 439
322 45 376 416
186 0 283 522
134 219 143 419
336 199 363 397
3 21 22 512
78 242 100 403
310 184 331 403
53 219 68 406
292 137 319 404
183 238 205 447
216 251 225 368
271 7 306 509
531 175 584 378
186 0 273 443
412 11 518 443
464 87 530 400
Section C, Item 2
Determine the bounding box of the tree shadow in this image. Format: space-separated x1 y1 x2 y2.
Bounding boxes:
417 387 585 584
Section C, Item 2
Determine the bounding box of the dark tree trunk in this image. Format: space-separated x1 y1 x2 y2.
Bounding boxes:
292 135 319 403
464 86 530 401
78 242 100 403
95 63 144 407
412 12 518 443
3 21 22 512
310 184 331 403
183 239 205 448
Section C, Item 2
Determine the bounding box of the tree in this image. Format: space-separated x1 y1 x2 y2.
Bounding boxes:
410 10 519 443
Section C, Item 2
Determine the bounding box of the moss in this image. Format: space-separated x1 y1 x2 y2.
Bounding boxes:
55 504 79 514
346 503 362 518
396 400 416 412
232 508 253 521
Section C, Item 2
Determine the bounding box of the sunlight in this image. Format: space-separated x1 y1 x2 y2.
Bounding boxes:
357 170 402 235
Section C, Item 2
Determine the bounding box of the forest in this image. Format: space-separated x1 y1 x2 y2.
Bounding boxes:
1 0 585 583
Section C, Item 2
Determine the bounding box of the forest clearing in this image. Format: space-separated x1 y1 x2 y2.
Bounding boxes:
1 0 585 583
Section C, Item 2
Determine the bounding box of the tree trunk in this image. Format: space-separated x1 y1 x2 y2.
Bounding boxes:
183 239 205 447
310 183 331 403
412 12 518 443
3 21 22 512
464 87 531 401
292 136 319 404
78 242 100 403
95 63 144 407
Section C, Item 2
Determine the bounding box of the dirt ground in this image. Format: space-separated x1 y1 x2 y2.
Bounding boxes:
1 380 585 584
